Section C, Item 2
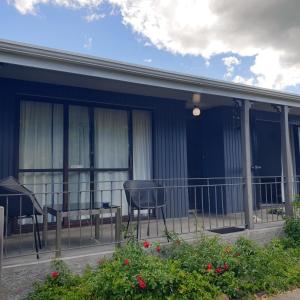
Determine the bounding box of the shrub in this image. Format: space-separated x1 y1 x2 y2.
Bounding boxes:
284 217 300 247
27 233 300 300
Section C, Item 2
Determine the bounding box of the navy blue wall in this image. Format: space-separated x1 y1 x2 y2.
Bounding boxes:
154 104 188 217
0 88 17 179
0 78 188 217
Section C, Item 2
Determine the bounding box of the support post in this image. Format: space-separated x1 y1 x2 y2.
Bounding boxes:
241 100 254 229
55 211 62 258
280 105 294 217
115 207 122 248
0 207 4 281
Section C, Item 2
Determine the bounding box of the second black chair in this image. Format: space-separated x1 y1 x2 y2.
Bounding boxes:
123 180 168 240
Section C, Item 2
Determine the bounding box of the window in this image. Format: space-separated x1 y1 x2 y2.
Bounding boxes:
19 100 153 214
19 101 63 207
68 105 90 209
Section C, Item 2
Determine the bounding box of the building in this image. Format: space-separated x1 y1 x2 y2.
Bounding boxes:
0 39 299 262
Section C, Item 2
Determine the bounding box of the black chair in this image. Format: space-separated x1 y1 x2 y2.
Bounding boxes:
0 176 43 259
123 180 168 240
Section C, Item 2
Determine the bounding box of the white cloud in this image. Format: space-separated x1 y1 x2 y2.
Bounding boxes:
108 0 300 90
222 56 240 78
8 0 103 14
84 12 105 22
84 36 93 48
8 0 300 90
144 58 152 63
233 75 255 86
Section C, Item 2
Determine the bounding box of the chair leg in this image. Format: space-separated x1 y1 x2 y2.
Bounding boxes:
35 214 42 249
32 216 39 260
161 207 169 242
136 209 140 240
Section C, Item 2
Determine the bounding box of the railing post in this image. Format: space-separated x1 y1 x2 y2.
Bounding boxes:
0 206 4 281
281 105 294 217
115 207 122 248
55 211 62 258
241 100 254 229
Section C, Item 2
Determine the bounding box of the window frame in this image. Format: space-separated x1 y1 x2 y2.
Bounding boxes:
17 95 153 210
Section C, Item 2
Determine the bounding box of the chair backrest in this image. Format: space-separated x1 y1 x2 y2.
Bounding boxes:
0 176 43 217
123 180 165 210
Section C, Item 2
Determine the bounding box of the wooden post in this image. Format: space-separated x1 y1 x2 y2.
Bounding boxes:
55 211 62 258
281 105 294 216
241 100 254 229
95 213 100 240
115 207 122 248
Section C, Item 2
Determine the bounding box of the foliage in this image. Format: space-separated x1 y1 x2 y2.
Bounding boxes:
27 221 300 300
283 216 300 247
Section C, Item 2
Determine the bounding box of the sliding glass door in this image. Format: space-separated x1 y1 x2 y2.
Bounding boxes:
19 100 153 214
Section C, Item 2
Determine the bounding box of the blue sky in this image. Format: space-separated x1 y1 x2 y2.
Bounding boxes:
1 0 300 94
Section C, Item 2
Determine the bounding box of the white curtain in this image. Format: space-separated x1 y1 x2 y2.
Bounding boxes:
94 108 128 168
68 106 90 208
132 110 152 180
19 101 63 207
94 108 129 213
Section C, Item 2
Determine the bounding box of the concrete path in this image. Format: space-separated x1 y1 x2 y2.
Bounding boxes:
269 289 300 299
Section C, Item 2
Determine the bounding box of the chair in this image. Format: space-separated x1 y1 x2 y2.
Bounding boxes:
0 176 43 259
123 180 168 240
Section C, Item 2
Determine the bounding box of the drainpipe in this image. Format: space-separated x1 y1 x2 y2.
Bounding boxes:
241 100 254 229
280 105 294 217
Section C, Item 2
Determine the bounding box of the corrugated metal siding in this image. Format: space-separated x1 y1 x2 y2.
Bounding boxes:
0 89 17 179
222 107 243 213
153 103 189 218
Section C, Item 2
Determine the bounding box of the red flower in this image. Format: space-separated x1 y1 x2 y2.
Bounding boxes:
136 275 147 289
156 245 161 252
215 267 223 274
51 271 59 280
143 240 151 248
207 263 213 271
223 263 229 271
124 259 130 266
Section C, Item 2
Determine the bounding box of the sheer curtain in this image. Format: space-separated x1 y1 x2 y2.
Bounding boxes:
68 105 90 209
132 110 152 180
19 101 63 207
94 108 129 212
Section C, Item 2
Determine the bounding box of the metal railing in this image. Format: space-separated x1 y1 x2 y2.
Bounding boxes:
0 176 296 261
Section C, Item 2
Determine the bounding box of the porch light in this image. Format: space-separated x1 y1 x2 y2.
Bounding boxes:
192 93 201 117
192 106 201 116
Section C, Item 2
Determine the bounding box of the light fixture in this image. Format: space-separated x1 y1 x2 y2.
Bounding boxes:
193 106 201 116
192 93 201 117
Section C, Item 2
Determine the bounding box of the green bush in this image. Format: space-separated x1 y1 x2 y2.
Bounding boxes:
27 228 300 300
284 217 300 247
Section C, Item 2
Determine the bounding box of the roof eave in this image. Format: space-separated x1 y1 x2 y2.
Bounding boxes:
0 39 300 107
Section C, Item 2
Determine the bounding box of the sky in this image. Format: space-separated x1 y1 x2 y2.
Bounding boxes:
1 0 300 94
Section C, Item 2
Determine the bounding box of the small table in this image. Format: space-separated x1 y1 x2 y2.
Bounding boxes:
43 203 122 257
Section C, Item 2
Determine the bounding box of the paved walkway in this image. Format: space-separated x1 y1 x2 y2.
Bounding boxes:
269 289 300 299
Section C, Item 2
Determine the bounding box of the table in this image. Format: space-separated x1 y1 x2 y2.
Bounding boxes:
43 203 122 257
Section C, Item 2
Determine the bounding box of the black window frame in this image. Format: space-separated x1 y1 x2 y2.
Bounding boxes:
17 95 153 210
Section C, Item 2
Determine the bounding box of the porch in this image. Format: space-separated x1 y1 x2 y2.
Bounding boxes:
1 175 294 267
1 41 300 272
